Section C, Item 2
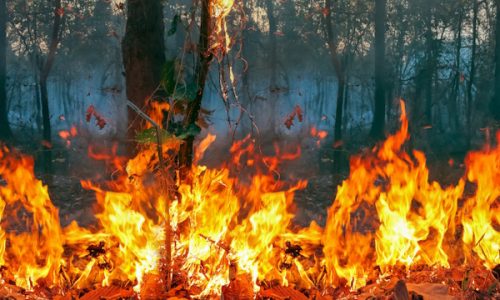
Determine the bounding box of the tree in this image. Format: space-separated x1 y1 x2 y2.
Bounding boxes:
492 0 500 121
423 0 434 125
178 0 213 173
265 0 279 133
39 0 63 170
0 0 11 140
467 0 478 141
122 0 166 141
370 0 387 140
325 0 347 165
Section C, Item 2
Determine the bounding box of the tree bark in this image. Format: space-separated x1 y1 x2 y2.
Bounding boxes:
39 0 63 171
492 0 500 121
467 0 478 146
449 11 462 132
424 2 433 125
325 0 346 166
370 0 386 140
266 0 278 133
178 0 213 175
122 0 166 142
0 0 11 141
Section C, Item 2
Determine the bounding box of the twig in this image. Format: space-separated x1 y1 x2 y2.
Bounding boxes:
126 100 173 291
199 233 230 252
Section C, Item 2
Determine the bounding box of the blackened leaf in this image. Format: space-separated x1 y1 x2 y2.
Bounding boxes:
176 123 201 140
168 14 180 36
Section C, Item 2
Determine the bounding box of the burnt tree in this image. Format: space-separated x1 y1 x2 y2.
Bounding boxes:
178 0 213 175
122 0 166 142
370 0 387 140
0 0 11 140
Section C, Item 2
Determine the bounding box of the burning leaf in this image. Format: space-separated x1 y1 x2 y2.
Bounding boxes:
85 105 107 129
41 140 53 149
79 286 134 300
284 105 304 129
258 286 308 300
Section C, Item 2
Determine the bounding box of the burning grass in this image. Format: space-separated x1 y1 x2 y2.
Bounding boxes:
0 101 498 299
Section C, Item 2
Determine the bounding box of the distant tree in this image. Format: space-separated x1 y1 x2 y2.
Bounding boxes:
122 0 166 142
265 0 278 133
39 0 63 170
324 0 347 165
370 0 387 140
423 0 434 126
492 0 500 121
467 0 478 138
0 0 11 140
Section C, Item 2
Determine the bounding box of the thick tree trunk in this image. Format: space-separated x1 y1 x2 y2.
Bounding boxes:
122 0 166 142
492 0 500 121
370 0 386 140
178 0 212 175
0 0 11 141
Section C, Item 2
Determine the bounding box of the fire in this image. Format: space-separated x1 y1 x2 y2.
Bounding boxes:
209 0 234 55
462 132 500 269
0 147 64 290
0 100 498 297
322 101 498 288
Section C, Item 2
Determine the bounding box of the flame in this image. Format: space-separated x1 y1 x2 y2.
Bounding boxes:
462 132 500 268
0 147 64 289
209 0 234 54
0 100 498 297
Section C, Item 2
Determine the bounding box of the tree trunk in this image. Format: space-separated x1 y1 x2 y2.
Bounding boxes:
370 0 386 140
40 0 63 172
40 78 51 159
449 11 462 132
325 0 346 167
0 0 11 141
266 0 278 133
122 0 166 142
178 0 213 175
467 0 478 146
492 0 500 121
424 4 433 125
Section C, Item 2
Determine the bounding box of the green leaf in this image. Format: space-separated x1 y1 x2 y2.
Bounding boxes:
135 127 180 145
161 60 176 94
172 81 198 103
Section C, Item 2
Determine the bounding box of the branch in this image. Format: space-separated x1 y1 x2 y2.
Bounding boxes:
126 100 161 129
